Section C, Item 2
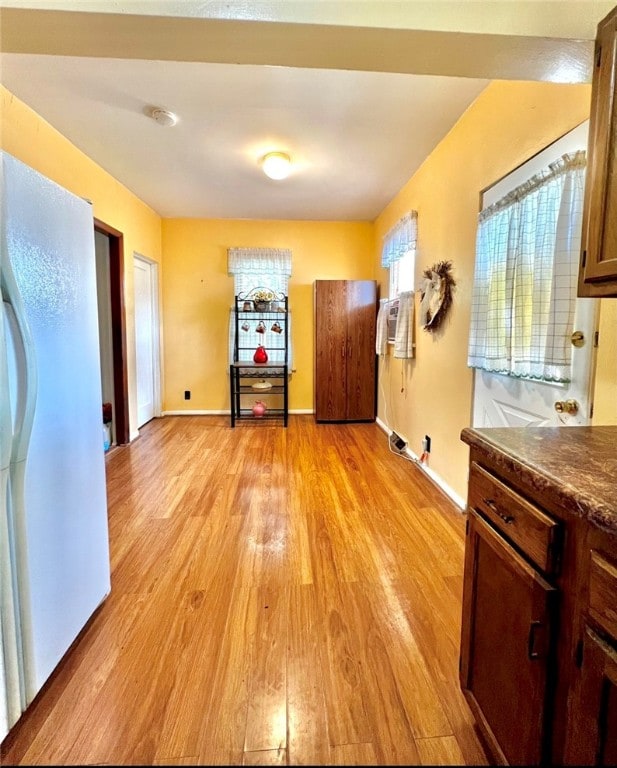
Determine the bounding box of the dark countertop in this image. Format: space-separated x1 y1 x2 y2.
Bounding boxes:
461 425 617 536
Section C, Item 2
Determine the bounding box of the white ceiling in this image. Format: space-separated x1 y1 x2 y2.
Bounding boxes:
0 55 490 220
0 1 614 221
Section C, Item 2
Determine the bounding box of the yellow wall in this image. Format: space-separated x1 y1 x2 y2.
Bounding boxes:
594 301 617 424
161 218 374 412
374 80 594 502
1 86 163 440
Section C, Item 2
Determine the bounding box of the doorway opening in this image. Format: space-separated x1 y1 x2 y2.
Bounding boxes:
94 219 129 445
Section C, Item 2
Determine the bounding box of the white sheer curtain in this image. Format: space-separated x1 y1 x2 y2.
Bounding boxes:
468 151 586 383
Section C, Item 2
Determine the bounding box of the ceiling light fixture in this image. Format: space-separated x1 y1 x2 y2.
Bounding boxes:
261 151 292 180
150 107 178 127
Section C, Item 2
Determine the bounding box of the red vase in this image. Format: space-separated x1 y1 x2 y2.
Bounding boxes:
253 345 268 363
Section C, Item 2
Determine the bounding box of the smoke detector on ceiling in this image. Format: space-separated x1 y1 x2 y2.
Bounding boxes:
149 107 178 127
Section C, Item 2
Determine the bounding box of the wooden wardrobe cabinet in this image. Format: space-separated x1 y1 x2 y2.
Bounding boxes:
314 280 377 422
578 5 617 296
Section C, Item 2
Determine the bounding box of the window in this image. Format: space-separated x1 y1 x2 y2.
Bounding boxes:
227 247 293 365
227 247 291 297
378 212 417 355
389 249 414 299
382 211 417 300
468 151 586 383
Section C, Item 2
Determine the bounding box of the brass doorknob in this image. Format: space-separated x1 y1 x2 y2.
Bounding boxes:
554 399 579 415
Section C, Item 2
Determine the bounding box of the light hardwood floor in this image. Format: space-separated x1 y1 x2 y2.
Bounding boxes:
1 415 489 766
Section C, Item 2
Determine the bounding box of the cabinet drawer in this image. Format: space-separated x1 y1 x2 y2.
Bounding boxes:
469 462 561 574
588 550 617 639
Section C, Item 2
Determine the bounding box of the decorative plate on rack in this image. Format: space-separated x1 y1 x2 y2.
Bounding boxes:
252 379 272 391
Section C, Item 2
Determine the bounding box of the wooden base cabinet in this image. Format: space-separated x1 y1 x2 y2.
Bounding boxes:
564 549 617 765
461 426 617 766
565 627 617 765
460 508 558 765
314 280 377 422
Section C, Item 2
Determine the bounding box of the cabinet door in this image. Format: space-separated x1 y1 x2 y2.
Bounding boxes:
564 627 617 766
315 280 348 420
460 509 557 765
345 280 376 421
579 7 617 295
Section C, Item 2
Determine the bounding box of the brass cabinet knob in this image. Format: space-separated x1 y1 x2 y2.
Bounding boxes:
554 399 579 414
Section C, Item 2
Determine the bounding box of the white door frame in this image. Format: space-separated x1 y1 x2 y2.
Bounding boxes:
133 253 161 425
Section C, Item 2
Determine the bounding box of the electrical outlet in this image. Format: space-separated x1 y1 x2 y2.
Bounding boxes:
184 390 191 400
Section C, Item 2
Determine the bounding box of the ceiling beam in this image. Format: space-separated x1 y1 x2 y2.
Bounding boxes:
0 8 594 82
0 1 614 39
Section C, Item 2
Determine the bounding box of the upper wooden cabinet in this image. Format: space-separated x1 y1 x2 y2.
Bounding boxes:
314 279 377 422
579 6 617 296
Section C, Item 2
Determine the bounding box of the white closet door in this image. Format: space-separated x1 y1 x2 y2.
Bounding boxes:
134 255 158 428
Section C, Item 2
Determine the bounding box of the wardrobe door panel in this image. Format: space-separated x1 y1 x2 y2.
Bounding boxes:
346 280 377 421
315 280 348 421
314 280 377 422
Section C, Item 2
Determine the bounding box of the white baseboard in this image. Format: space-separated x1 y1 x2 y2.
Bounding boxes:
161 409 315 416
376 418 466 511
162 409 228 416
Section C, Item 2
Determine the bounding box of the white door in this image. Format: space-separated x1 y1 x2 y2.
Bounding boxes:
134 255 159 428
473 122 599 428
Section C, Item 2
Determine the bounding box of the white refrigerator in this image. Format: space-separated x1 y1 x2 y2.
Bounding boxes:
0 151 111 740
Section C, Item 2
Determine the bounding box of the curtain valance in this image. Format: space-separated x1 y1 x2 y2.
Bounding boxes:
228 247 292 276
478 151 587 223
381 211 418 268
